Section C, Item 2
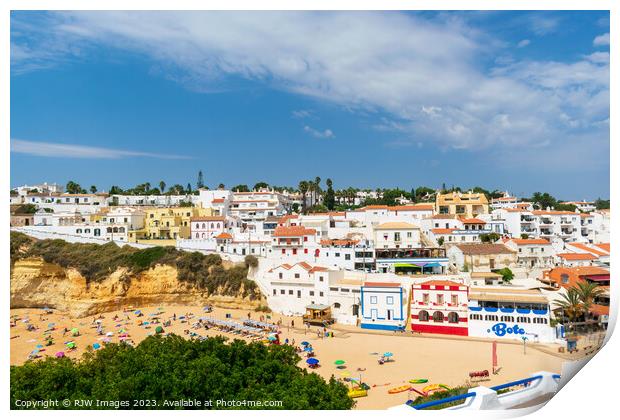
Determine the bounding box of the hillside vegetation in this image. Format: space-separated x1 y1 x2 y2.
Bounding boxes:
10 232 259 299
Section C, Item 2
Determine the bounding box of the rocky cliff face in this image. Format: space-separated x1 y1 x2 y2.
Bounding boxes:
11 257 263 317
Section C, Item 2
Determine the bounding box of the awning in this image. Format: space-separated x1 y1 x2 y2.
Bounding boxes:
394 263 416 268
424 262 442 268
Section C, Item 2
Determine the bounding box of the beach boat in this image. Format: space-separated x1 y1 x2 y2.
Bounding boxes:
388 385 411 394
347 387 368 398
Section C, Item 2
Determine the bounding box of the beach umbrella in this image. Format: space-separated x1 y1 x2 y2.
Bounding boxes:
301 341 310 346
31 349 39 355
334 360 346 366
155 326 164 334
383 352 393 358
55 351 65 358
66 342 76 349
48 323 55 328
268 336 277 341
134 310 141 315
93 343 101 350
306 358 319 365
106 332 113 336
35 344 43 349
103 337 111 343
71 327 79 335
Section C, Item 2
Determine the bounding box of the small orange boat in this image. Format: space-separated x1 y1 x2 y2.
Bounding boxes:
388 385 411 394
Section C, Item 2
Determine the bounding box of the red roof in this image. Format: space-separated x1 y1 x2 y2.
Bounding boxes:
511 239 550 245
273 225 316 237
390 205 434 211
431 228 455 234
363 282 402 288
597 243 610 252
215 232 232 239
557 253 596 261
212 198 225 203
460 218 486 224
568 242 609 257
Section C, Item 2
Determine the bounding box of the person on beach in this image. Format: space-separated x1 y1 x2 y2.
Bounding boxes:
291 320 295 329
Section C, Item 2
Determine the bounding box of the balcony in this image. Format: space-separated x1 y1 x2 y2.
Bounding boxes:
539 219 553 226
275 240 301 247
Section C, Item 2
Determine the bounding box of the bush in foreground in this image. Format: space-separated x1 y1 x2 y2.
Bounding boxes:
11 335 353 410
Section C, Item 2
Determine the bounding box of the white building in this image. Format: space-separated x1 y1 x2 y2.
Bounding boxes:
190 216 227 239
373 222 421 249
360 282 408 331
504 238 555 269
410 280 469 336
467 287 558 343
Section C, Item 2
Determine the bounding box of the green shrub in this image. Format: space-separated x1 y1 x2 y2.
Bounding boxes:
11 335 353 410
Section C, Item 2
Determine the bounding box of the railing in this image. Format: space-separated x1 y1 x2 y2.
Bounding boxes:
408 392 477 410
404 372 560 411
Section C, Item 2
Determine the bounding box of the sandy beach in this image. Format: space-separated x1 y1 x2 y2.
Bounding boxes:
10 305 569 410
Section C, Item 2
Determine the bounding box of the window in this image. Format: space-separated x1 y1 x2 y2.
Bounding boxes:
282 249 285 254
345 254 351 260
517 316 530 323
370 296 378 304
418 310 429 321
309 291 314 296
280 290 285 295
561 274 569 284
422 293 430 304
319 276 324 282
501 316 514 323
394 232 401 241
407 232 412 238
273 289 276 296
334 302 341 308
447 312 459 323
319 292 324 297
292 248 297 255
432 311 444 323
294 273 300 279
485 315 498 321
297 290 301 298
279 273 283 279
288 290 293 295
304 249 308 254
451 294 458 305
335 252 340 257
386 296 394 305
437 294 444 305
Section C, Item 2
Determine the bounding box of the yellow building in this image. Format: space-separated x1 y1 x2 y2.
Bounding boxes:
128 206 214 243
435 191 489 217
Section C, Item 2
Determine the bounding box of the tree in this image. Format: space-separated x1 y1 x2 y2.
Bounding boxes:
325 178 335 210
89 185 97 194
494 267 514 283
520 233 529 239
437 237 444 246
65 181 85 194
313 177 322 207
555 203 577 212
168 184 185 195
232 184 249 192
186 183 192 195
159 181 166 195
480 232 500 243
109 185 123 195
254 182 269 191
218 183 225 189
574 281 603 318
10 335 353 410
530 192 557 210
197 171 204 189
553 288 584 332
298 181 309 213
594 198 610 210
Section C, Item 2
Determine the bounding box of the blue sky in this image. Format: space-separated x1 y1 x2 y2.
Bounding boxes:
11 11 610 199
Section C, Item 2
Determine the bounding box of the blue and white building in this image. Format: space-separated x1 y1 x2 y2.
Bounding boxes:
360 282 408 331
467 287 559 343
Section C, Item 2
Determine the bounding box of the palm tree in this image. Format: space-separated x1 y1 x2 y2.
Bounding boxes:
574 281 603 320
90 185 97 194
298 181 309 213
159 181 166 195
553 288 584 333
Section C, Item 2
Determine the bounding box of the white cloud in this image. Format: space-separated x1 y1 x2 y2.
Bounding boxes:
10 11 609 161
292 109 313 119
517 39 530 48
303 125 334 139
593 33 610 46
11 139 190 159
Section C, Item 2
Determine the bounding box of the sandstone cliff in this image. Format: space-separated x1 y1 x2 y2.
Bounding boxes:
11 257 264 317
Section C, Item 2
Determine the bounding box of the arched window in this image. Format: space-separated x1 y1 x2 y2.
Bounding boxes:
195 233 199 239
447 312 459 323
432 311 444 323
113 227 118 233
418 310 429 322
202 233 206 239
106 227 112 233
211 223 214 229
334 302 341 309
118 227 125 233
202 223 206 229
76 229 82 234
